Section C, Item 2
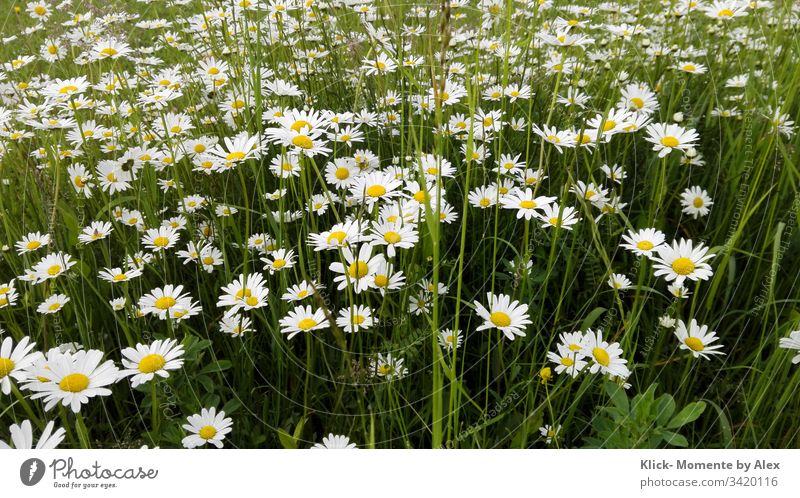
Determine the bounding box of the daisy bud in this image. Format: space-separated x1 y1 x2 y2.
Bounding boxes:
673 112 684 123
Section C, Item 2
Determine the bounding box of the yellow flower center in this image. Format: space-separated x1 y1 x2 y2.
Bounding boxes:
291 135 314 149
153 236 170 247
0 358 15 378
100 47 118 57
479 198 491 207
352 315 365 325
113 274 128 281
671 257 695 276
636 240 654 251
682 64 696 72
34 5 47 15
718 8 733 17
199 425 217 440
59 85 78 94
374 275 388 287
26 240 42 250
685 337 705 351
327 231 346 245
693 197 704 208
59 373 90 392
519 200 536 209
489 311 511 328
603 120 617 132
226 151 246 161
660 136 680 147
348 261 369 278
232 99 245 109
366 185 386 197
154 296 177 310
560 357 574 367
631 97 645 109
383 231 401 244
334 167 350 180
298 318 317 330
47 264 62 276
273 259 287 269
592 347 610 366
138 354 166 373
48 302 62 311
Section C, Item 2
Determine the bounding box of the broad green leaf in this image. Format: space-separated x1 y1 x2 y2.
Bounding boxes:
667 401 706 429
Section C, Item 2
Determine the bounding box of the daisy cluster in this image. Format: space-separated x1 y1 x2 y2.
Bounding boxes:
1 0 799 448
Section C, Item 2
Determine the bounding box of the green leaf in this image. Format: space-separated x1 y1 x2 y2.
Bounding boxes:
662 431 688 447
667 401 706 429
277 428 298 449
605 381 629 413
198 360 232 375
656 395 676 426
580 307 607 332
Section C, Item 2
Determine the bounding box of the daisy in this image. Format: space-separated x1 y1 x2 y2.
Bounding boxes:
674 319 726 360
261 249 296 274
0 336 39 395
279 306 329 340
676 61 708 74
620 228 665 257
468 185 498 208
78 221 113 244
371 258 405 295
219 314 254 337
680 186 713 219
93 38 131 60
778 331 800 364
580 329 631 378
208 132 262 166
371 353 408 380
547 343 587 378
312 433 357 449
500 188 557 220
668 283 691 299
281 281 319 302
98 267 143 283
181 407 233 449
361 53 397 75
37 294 70 314
538 204 580 230
607 274 632 291
474 293 532 341
138 284 198 320
15 232 50 255
141 226 180 253
0 420 66 449
644 123 700 158
651 238 715 286
30 252 76 284
0 280 18 308
119 339 185 387
349 171 402 207
329 244 382 293
369 221 418 258
438 328 463 351
324 157 359 189
217 273 270 315
336 305 374 333
539 424 561 445
26 349 119 413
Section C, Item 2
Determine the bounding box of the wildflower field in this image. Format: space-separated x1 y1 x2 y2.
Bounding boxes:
0 0 799 450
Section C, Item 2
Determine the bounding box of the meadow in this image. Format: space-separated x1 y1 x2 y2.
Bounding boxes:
1 0 799 449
